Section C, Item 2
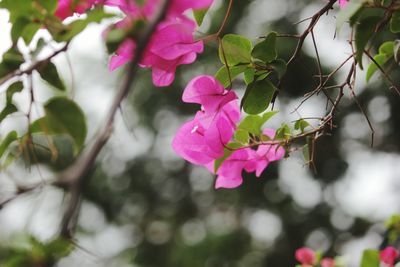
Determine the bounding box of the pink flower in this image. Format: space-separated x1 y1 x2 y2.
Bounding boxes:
295 247 316 266
380 246 399 267
105 0 213 18
140 18 204 86
55 0 98 20
172 76 239 165
214 129 285 189
338 0 348 8
321 258 335 267
105 0 212 87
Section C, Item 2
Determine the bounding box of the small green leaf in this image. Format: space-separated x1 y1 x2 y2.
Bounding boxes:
37 0 58 14
234 129 249 144
31 97 87 150
360 249 380 267
275 124 291 140
243 68 256 85
390 11 400 33
21 22 41 44
268 59 287 79
366 54 388 82
379 41 394 56
238 111 278 135
193 8 209 26
219 34 252 66
6 81 23 104
215 65 247 88
38 61 66 91
251 32 277 62
355 16 381 69
242 79 276 115
0 131 18 159
0 104 18 123
294 119 310 133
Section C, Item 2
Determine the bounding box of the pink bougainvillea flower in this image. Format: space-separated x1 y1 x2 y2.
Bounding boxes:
338 0 349 8
108 16 204 86
140 18 204 86
55 0 98 20
295 247 317 266
182 75 237 112
105 0 213 18
109 39 136 71
321 258 336 267
214 129 284 189
172 76 240 165
380 246 399 267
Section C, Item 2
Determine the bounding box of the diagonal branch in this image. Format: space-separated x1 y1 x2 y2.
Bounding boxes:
58 0 171 239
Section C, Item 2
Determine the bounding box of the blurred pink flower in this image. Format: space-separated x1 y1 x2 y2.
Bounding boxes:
295 247 316 266
338 0 348 8
380 246 399 267
321 258 335 267
55 0 97 20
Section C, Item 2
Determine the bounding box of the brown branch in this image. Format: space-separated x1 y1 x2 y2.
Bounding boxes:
57 0 171 239
0 43 69 87
271 0 338 105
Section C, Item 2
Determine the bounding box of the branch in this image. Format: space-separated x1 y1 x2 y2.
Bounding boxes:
58 0 171 239
272 0 338 104
0 43 69 87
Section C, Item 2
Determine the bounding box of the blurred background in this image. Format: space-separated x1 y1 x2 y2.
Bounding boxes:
0 0 399 266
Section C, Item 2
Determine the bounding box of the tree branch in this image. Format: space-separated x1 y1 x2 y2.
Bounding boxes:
58 0 171 239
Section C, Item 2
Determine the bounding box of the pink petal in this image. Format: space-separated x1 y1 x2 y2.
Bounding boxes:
108 39 136 71
295 247 316 265
380 246 399 266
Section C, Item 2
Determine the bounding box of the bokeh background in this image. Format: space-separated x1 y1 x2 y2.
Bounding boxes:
0 0 399 266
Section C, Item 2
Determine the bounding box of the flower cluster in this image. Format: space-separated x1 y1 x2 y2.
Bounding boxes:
55 0 98 20
381 247 399 267
172 75 284 189
295 247 335 267
295 246 400 267
106 0 212 86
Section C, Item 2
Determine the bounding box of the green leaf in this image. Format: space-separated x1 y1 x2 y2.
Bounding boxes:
366 54 388 82
1 47 24 72
355 16 381 69
268 59 287 79
31 97 87 150
360 249 380 267
11 17 30 43
54 8 114 42
219 34 252 66
234 129 249 144
238 111 278 135
21 22 41 44
336 1 362 32
193 8 209 26
294 119 310 133
37 0 58 14
243 68 256 85
242 79 276 115
0 131 18 159
390 11 400 33
6 81 23 104
275 124 291 140
0 0 34 23
38 61 66 91
0 104 18 123
215 65 247 88
379 41 394 56
251 32 277 62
